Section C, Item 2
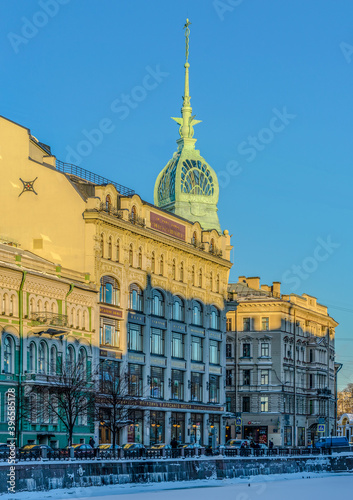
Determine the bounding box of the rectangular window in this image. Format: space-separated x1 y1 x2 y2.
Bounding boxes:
151 366 164 399
209 375 220 403
261 342 269 357
242 343 251 358
191 336 203 362
171 369 184 401
226 396 231 412
171 332 184 359
243 317 251 331
260 396 269 412
243 369 250 385
226 343 232 358
226 369 232 386
209 340 220 364
309 374 314 388
298 427 305 447
150 328 164 355
191 372 203 402
128 323 143 352
261 369 269 385
100 318 120 347
242 396 250 412
261 317 269 331
226 318 232 331
129 364 143 396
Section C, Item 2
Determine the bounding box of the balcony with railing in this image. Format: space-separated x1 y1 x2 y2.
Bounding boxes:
29 312 69 334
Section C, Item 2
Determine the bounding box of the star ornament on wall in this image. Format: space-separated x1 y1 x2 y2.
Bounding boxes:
19 177 38 197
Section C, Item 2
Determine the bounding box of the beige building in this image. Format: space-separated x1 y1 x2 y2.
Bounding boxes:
225 276 337 447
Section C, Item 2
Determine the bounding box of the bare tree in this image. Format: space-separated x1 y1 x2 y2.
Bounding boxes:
97 361 142 449
33 357 96 446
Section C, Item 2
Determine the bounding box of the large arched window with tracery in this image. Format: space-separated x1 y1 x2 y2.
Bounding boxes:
172 296 184 322
29 342 36 373
192 301 203 326
100 276 120 306
67 345 75 371
152 290 165 317
210 306 221 330
129 283 143 312
78 348 87 380
3 336 14 374
38 341 47 374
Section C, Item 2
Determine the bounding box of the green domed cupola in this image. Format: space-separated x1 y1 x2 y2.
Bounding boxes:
154 19 221 233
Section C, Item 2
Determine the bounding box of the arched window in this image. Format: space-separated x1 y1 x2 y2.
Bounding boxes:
151 252 155 273
131 205 137 222
100 276 120 306
138 247 142 269
76 309 81 329
192 301 203 326
180 262 184 282
105 194 111 212
172 259 176 280
30 393 37 423
3 294 8 315
192 266 195 286
129 244 133 267
100 233 104 258
29 342 36 373
44 301 50 312
160 255 164 276
108 236 112 260
152 290 164 317
210 306 220 330
70 307 74 327
67 345 75 371
209 238 214 253
9 296 14 315
3 336 14 374
78 348 87 380
172 296 184 321
51 302 56 314
50 345 57 375
210 271 213 292
29 298 35 315
192 231 197 246
83 310 88 330
38 341 47 374
216 274 220 293
129 284 143 312
38 299 43 312
116 239 120 262
198 269 202 288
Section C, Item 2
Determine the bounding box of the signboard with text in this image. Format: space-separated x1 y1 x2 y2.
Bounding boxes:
150 212 186 241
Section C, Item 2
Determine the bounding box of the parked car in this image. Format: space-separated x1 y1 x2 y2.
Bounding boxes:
122 443 145 456
19 444 54 458
98 444 121 450
150 443 171 450
315 436 349 449
177 443 202 449
225 439 249 448
61 443 95 458
0 443 10 458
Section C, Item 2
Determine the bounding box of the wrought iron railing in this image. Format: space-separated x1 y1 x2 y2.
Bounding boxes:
56 160 135 197
98 202 125 219
30 312 68 327
128 213 146 227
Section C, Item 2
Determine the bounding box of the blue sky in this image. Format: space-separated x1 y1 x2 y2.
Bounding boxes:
1 0 353 389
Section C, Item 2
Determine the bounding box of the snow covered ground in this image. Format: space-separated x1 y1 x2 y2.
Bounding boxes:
5 473 353 500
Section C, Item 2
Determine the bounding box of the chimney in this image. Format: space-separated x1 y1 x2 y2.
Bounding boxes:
238 276 247 284
261 284 271 292
246 277 260 290
272 281 281 297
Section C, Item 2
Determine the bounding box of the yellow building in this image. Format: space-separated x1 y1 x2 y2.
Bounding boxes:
225 276 337 447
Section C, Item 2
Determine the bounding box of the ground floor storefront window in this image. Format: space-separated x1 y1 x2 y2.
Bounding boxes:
171 412 185 443
208 414 220 447
150 411 165 445
284 426 292 446
243 425 268 444
127 410 144 443
297 427 305 446
190 413 203 445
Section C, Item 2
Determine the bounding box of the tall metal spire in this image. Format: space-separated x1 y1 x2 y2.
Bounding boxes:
172 18 201 150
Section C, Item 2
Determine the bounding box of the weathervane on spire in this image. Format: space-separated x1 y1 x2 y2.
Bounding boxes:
184 18 191 63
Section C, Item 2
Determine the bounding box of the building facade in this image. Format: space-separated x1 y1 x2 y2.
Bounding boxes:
0 22 233 446
0 243 98 447
225 276 337 447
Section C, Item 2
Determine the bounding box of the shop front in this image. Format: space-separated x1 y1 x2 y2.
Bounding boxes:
243 425 268 444
127 410 144 443
190 413 203 445
150 411 165 445
171 412 185 443
208 414 220 447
